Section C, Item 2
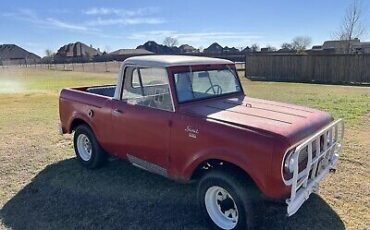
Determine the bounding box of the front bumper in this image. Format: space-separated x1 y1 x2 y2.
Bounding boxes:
58 122 64 135
284 119 344 216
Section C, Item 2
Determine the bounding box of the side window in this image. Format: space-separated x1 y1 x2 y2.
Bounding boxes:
140 68 169 86
131 69 140 88
122 67 142 99
122 67 174 112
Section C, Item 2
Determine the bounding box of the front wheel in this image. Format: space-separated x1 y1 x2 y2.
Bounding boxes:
197 170 256 230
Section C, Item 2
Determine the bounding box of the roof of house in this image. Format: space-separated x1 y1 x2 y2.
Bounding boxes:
55 42 101 57
322 39 361 49
109 49 153 55
223 46 239 52
123 55 233 67
311 45 323 49
0 44 40 60
179 44 196 50
204 43 223 53
136 41 180 54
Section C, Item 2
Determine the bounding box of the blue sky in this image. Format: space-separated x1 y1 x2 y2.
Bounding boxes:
0 0 369 56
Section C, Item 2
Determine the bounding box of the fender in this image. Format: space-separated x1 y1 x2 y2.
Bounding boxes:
180 147 270 196
68 112 94 133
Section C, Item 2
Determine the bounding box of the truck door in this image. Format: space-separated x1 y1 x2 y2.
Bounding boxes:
111 66 174 176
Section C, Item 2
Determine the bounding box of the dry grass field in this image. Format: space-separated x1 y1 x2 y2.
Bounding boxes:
0 68 369 230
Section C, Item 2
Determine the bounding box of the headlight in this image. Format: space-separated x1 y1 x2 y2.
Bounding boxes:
283 149 296 173
283 147 308 174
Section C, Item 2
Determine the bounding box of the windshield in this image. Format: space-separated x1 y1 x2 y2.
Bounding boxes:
174 68 242 103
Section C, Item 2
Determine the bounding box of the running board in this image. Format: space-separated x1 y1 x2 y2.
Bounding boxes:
127 154 168 177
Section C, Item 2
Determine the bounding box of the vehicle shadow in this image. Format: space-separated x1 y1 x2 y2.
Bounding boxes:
0 158 345 230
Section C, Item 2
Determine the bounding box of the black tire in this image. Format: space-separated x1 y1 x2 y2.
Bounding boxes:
73 124 107 169
197 170 256 230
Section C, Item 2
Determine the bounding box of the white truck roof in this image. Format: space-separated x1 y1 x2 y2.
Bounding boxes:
123 55 234 67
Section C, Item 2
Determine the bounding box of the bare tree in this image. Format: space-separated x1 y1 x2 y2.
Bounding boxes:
291 36 312 52
334 0 366 53
104 45 111 53
281 42 293 50
45 49 55 69
163 37 178 47
251 43 260 52
45 49 53 57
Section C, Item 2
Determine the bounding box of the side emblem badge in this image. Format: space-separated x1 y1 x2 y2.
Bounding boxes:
185 126 199 139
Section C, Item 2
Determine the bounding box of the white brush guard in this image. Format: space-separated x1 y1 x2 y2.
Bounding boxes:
283 119 344 216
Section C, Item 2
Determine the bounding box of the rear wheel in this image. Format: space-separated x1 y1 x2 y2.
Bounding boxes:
197 170 256 230
73 124 107 169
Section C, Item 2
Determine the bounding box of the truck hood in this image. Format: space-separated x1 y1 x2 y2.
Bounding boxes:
182 96 333 145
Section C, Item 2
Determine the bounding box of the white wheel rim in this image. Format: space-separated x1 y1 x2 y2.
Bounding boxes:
205 186 239 230
77 134 92 161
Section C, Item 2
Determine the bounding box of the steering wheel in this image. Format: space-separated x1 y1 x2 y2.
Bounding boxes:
205 85 222 95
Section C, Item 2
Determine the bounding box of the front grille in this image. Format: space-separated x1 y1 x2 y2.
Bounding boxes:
283 119 344 216
282 119 344 187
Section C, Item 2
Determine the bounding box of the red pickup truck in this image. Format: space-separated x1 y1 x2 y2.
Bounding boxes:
59 55 344 230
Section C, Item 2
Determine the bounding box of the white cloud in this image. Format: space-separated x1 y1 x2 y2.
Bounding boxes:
83 7 158 16
3 9 88 32
2 8 164 33
85 17 164 26
46 18 88 31
83 7 164 26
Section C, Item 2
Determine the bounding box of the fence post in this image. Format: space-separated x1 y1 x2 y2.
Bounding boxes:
105 62 108 72
244 54 247 78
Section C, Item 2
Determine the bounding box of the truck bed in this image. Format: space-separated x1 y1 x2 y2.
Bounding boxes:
59 85 116 135
86 85 116 97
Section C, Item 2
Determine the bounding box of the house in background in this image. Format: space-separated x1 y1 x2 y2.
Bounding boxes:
276 47 297 53
223 46 239 53
203 42 223 54
308 38 370 54
0 44 41 65
98 48 153 62
260 47 274 52
136 41 180 54
356 42 370 54
179 44 198 53
54 42 101 62
203 43 240 54
109 49 153 56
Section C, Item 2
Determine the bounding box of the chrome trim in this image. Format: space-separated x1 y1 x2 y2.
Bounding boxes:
127 154 168 177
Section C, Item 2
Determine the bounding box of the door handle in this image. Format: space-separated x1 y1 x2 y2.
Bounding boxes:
113 108 124 115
